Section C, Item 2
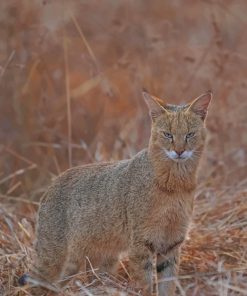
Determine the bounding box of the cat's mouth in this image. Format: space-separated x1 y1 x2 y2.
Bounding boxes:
165 150 193 162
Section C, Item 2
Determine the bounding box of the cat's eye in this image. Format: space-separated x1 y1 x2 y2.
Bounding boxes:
164 132 173 139
186 132 195 139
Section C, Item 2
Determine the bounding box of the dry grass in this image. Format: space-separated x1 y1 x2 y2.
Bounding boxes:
0 1 247 295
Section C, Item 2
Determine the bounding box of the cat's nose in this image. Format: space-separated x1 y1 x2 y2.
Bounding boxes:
175 150 185 157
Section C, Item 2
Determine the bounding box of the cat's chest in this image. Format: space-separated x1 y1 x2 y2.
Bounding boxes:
145 196 193 254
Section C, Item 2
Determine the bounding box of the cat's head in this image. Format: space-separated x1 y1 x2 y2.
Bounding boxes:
143 90 212 162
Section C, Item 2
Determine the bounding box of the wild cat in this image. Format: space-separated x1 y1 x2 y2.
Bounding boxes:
19 90 212 295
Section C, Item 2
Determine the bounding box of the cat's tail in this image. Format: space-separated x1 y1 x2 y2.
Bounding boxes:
18 273 30 286
18 272 59 292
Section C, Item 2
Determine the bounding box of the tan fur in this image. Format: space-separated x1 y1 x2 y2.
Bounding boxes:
31 91 212 295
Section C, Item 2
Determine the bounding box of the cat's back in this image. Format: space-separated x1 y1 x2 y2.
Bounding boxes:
41 148 152 207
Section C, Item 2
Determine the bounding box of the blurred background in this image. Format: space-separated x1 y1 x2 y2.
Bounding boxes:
1 0 247 194
0 1 246 295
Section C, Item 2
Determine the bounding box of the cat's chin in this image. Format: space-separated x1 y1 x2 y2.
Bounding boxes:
171 158 191 163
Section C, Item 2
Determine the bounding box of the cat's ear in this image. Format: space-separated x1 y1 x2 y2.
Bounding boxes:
142 90 167 121
187 91 212 121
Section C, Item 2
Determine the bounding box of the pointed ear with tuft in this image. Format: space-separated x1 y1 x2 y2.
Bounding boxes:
187 91 212 121
142 90 167 121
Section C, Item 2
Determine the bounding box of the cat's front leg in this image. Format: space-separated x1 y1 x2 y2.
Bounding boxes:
157 249 180 296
